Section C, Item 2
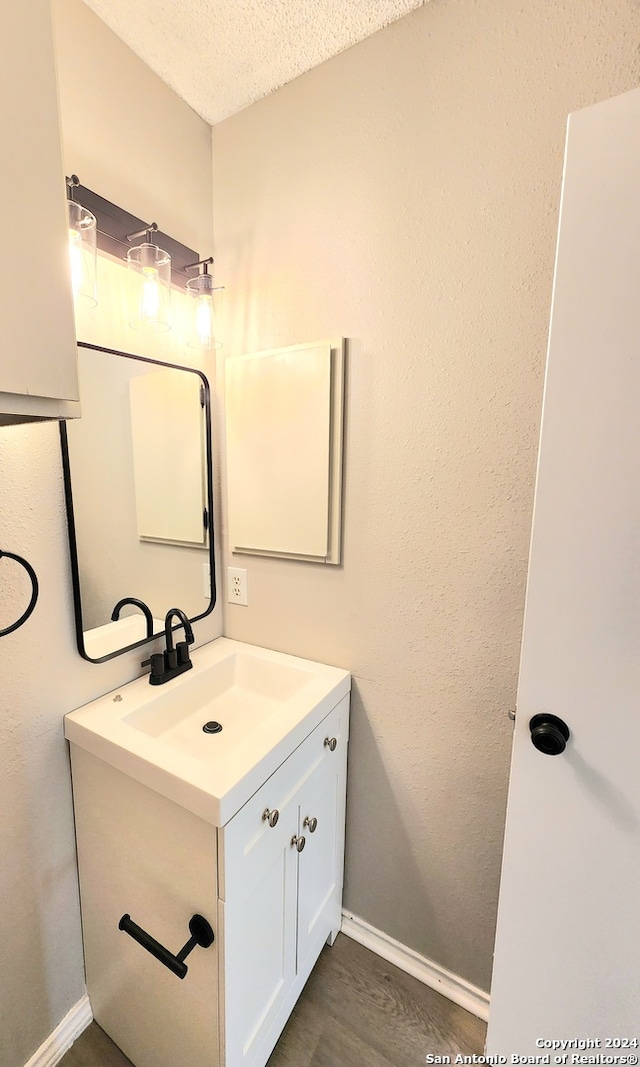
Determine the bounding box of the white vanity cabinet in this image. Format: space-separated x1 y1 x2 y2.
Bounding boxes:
1 0 79 424
69 693 349 1067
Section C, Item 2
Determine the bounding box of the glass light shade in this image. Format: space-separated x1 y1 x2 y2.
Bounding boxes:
126 242 171 331
67 199 97 307
186 272 219 349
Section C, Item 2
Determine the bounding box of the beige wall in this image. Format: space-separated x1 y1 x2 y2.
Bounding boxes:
213 0 640 992
53 0 212 253
0 4 217 1065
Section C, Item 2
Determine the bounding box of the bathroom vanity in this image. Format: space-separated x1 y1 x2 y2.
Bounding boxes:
65 638 350 1067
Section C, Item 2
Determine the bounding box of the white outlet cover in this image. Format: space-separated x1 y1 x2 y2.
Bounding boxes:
227 566 248 606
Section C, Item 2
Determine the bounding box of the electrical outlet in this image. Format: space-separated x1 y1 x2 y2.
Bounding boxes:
227 566 248 606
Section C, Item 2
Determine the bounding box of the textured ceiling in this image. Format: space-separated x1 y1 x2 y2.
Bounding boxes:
80 0 427 125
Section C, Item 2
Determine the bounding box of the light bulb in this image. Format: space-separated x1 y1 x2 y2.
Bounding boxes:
127 241 171 331
141 267 160 323
186 264 219 349
67 198 97 307
195 293 213 349
68 228 84 296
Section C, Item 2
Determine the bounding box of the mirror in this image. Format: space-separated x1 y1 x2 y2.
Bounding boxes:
60 341 216 662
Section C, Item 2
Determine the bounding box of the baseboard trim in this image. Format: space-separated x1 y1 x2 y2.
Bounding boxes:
24 994 93 1067
341 911 490 1023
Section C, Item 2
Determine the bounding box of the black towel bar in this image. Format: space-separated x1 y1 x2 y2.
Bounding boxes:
118 912 214 979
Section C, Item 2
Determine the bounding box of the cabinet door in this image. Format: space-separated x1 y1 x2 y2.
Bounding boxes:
1 0 79 422
221 773 298 1067
296 699 348 976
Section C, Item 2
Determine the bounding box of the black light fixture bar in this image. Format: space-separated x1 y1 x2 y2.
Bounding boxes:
72 181 199 289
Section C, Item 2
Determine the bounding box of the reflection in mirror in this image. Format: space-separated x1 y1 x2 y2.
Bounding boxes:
60 342 216 662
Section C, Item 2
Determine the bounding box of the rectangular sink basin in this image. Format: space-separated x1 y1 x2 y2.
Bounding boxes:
64 638 350 825
124 652 315 758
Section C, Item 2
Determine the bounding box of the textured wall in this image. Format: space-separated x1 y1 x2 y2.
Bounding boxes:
0 5 217 1066
213 0 640 992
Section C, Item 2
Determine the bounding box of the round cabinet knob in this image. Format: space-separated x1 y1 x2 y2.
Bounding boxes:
529 714 570 756
303 815 318 833
262 807 279 828
291 834 306 852
324 736 338 752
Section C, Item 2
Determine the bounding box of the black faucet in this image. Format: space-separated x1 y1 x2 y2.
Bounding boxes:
142 607 195 685
111 597 155 639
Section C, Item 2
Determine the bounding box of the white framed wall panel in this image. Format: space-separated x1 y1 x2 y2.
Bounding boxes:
225 339 344 564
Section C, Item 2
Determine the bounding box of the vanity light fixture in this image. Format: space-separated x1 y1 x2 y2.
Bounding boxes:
63 178 224 342
66 175 97 308
185 257 224 349
126 223 172 332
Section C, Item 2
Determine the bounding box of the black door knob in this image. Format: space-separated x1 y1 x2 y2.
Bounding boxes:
529 714 570 756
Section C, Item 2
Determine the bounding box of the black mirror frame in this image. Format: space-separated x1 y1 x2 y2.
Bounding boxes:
60 340 217 664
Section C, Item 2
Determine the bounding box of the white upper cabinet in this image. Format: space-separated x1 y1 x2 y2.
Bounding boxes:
0 0 79 424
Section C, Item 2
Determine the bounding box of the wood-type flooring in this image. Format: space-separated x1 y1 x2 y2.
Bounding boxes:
59 933 487 1067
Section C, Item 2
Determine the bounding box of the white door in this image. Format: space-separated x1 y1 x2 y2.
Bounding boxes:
487 87 640 1052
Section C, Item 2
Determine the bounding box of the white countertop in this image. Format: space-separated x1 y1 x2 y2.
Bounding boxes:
64 637 350 826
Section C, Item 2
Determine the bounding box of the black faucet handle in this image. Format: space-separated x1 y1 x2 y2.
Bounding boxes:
176 640 192 665
141 653 165 680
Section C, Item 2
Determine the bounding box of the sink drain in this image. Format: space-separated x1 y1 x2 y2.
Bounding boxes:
203 721 223 734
